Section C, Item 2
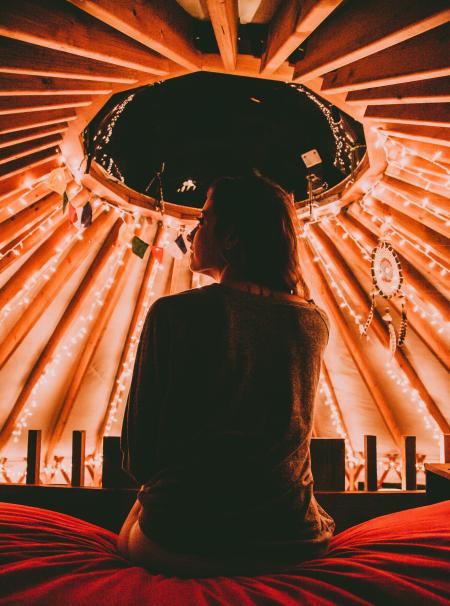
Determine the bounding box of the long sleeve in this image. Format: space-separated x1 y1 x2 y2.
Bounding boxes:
120 299 170 484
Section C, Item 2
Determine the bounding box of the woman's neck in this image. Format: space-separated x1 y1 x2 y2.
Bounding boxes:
219 267 308 303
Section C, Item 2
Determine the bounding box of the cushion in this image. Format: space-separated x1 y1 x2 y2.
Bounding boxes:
0 500 449 606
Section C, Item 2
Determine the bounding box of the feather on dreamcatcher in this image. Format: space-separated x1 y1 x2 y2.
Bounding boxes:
361 228 407 357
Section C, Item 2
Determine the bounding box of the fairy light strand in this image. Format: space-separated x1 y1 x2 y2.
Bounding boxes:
290 84 357 174
10 245 127 444
102 227 171 438
374 182 450 227
360 201 449 277
307 232 366 332
384 360 441 446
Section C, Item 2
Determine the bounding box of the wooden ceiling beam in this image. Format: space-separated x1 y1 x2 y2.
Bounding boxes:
0 37 142 84
293 1 450 82
0 216 121 453
385 162 450 200
368 196 449 267
0 0 169 76
0 134 62 166
0 148 60 182
66 0 201 71
381 175 450 232
342 212 450 325
389 154 450 182
261 0 342 75
365 103 450 128
0 96 92 116
0 191 60 249
0 211 113 373
0 187 76 310
321 23 450 93
0 206 67 275
0 123 69 150
95 222 163 453
299 237 403 449
44 222 147 467
0 75 113 96
0 158 60 201
312 225 450 435
379 124 450 148
0 109 77 136
386 137 450 165
206 0 238 71
325 218 450 372
346 77 450 105
0 179 53 217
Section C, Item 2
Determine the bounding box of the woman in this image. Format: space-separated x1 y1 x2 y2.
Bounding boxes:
118 175 335 576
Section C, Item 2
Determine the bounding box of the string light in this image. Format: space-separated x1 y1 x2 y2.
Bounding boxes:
318 374 359 464
384 360 441 445
0 205 62 262
359 201 449 277
91 92 136 181
10 246 127 444
384 136 450 177
102 247 165 437
373 181 450 227
290 84 358 174
307 232 366 332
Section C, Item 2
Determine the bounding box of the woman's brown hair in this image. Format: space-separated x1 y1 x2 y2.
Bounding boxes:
209 175 309 297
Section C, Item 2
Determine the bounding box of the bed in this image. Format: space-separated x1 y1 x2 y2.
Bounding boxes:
0 500 449 606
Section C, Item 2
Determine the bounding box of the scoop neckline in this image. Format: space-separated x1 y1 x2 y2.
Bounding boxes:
212 283 317 309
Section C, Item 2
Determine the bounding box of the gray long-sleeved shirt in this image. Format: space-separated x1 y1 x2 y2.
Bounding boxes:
121 283 335 561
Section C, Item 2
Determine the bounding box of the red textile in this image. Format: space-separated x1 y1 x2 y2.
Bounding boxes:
0 500 449 606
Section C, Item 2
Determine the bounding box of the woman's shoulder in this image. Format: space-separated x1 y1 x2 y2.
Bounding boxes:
149 285 219 313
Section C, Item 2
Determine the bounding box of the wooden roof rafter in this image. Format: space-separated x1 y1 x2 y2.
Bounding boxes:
0 37 142 84
66 0 201 71
0 0 170 76
321 23 450 93
0 124 70 150
0 215 122 453
299 238 403 449
261 0 343 75
346 77 450 106
293 1 450 82
43 224 146 467
206 0 238 71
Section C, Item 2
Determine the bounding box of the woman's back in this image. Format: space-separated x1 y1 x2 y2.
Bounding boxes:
121 283 335 562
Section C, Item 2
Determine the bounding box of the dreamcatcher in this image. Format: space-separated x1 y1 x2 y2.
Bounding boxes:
361 229 407 356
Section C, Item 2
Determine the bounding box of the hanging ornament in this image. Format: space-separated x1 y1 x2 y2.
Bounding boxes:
81 201 92 227
362 228 407 353
175 233 187 254
131 236 149 259
62 191 69 213
151 246 164 263
47 167 68 212
382 307 397 357
145 162 165 215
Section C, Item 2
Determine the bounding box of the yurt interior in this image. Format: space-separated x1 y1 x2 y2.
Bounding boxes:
0 1 449 604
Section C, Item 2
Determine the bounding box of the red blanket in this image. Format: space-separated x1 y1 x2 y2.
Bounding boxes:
0 500 449 606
